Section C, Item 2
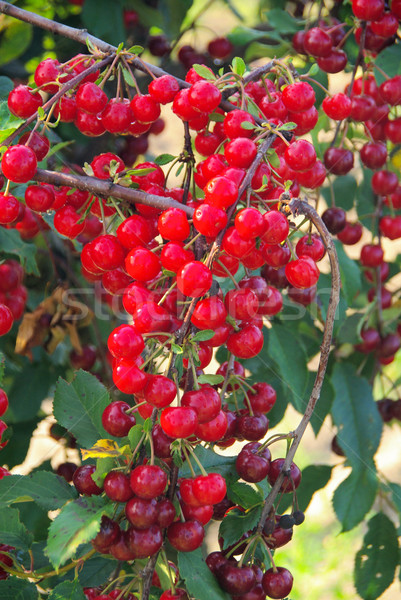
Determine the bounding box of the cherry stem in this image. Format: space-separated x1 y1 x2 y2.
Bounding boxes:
186 443 208 476
182 444 196 477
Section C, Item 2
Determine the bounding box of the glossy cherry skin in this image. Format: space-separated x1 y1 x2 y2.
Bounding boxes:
104 471 133 502
1 145 37 183
285 257 320 289
261 567 293 599
102 401 136 437
192 472 227 505
130 464 167 499
127 524 163 558
73 465 103 496
177 261 213 298
217 564 256 595
181 386 221 424
125 496 158 529
236 442 271 482
160 406 198 439
167 519 204 552
92 516 120 552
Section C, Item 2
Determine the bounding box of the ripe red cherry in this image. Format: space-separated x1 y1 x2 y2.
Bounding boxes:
261 211 289 245
217 564 256 595
285 139 316 172
234 208 265 240
351 0 384 21
285 256 320 289
125 496 158 529
237 412 269 441
131 94 161 124
177 261 213 297
143 374 176 408
107 324 144 359
223 109 256 139
303 27 333 57
149 75 180 104
160 406 198 439
2 145 37 183
91 235 125 271
104 471 133 502
322 93 352 120
282 81 315 112
8 85 43 118
102 401 136 437
0 390 9 417
101 98 133 134
92 516 120 552
268 458 302 492
360 142 387 169
324 147 354 175
371 170 398 195
161 241 194 273
125 247 161 282
380 216 401 240
0 194 21 224
188 80 222 113
25 185 54 212
76 82 107 114
195 409 228 441
236 442 271 482
204 175 238 209
224 138 257 168
112 359 147 394
193 203 227 238
208 36 233 59
317 48 348 74
247 382 276 413
321 207 346 234
0 305 13 336
227 324 264 359
262 567 293 599
167 519 204 552
181 386 221 424
193 473 227 505
127 523 163 559
54 205 85 239
158 208 190 241
296 234 325 262
337 222 363 245
73 465 102 496
130 464 167 499
34 58 60 92
360 244 384 267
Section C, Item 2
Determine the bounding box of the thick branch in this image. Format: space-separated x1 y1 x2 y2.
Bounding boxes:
257 197 341 530
32 169 195 216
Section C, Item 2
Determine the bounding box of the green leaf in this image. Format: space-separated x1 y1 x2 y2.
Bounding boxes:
262 8 301 33
53 370 112 448
375 45 401 84
192 330 215 342
197 373 225 385
278 465 332 513
121 66 136 88
387 482 401 516
231 57 246 77
81 0 125 45
228 26 267 46
322 175 357 212
0 351 5 386
180 445 235 478
337 312 366 345
331 363 382 470
219 506 262 550
127 45 144 55
278 121 297 131
192 64 216 80
333 467 378 532
45 496 113 569
178 548 231 600
154 153 176 166
7 358 63 422
0 578 39 599
0 227 38 275
128 423 145 451
0 21 32 67
171 342 183 354
354 513 399 600
227 480 263 509
45 141 74 160
159 0 194 40
266 324 309 412
356 169 375 224
92 457 115 487
241 121 256 130
335 241 362 306
0 77 14 100
0 507 33 550
49 580 86 600
0 472 78 511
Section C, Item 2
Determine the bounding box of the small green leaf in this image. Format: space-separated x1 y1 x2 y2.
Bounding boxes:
0 471 77 510
49 580 86 600
37 106 46 120
241 121 256 130
128 424 144 451
45 496 113 569
192 330 215 342
197 374 224 385
53 370 112 448
180 445 235 478
143 417 153 434
277 121 297 131
278 465 332 513
121 67 136 87
333 467 378 532
171 342 183 354
209 111 225 122
92 457 115 486
0 507 33 550
0 578 39 599
0 77 14 100
127 45 144 54
227 480 263 509
192 64 216 80
307 63 319 76
45 140 74 160
219 506 262 550
0 227 38 275
178 548 231 600
231 56 246 77
154 153 176 166
354 513 399 600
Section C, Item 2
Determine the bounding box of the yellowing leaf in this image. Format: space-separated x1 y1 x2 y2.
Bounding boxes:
81 439 123 460
391 148 401 169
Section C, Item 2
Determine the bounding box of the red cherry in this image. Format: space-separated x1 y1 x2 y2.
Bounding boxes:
195 409 228 441
144 374 176 408
224 138 257 168
112 358 148 394
296 234 326 262
262 567 293 599
125 247 161 282
73 465 102 496
149 75 180 104
0 305 13 336
177 261 213 298
0 194 21 224
360 244 384 268
188 80 222 113
282 82 315 112
8 85 43 118
158 208 190 241
167 519 204 552
268 458 302 492
285 256 320 289
130 464 167 499
208 37 233 59
261 211 289 245
2 145 37 183
160 406 198 439
303 27 333 57
54 205 85 239
76 82 107 114
322 93 352 120
352 0 384 21
102 401 136 437
104 472 133 502
227 324 264 359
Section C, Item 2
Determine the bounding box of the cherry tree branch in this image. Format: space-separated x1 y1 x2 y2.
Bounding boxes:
257 197 341 530
31 168 195 216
